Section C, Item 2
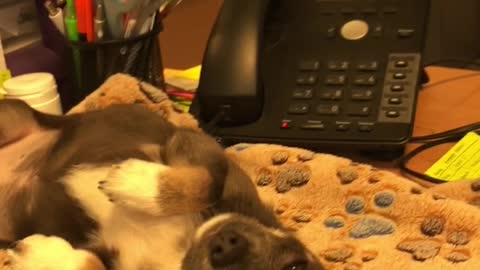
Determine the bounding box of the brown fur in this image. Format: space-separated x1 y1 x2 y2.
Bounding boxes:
158 166 215 215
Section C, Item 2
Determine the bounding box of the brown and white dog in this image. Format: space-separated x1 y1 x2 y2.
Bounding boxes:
0 99 323 270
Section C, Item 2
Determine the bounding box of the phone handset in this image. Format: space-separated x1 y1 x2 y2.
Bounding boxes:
195 0 270 126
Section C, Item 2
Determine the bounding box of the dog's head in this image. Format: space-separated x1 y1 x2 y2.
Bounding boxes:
183 214 323 270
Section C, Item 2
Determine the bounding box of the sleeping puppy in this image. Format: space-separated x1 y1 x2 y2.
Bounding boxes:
0 99 323 270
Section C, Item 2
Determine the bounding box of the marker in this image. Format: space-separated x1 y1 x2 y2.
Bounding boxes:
84 0 94 42
65 0 79 41
44 0 65 34
75 0 86 40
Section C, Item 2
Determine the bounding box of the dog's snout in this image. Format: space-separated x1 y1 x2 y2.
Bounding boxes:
208 229 248 268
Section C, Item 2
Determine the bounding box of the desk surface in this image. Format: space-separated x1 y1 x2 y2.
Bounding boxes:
378 66 480 185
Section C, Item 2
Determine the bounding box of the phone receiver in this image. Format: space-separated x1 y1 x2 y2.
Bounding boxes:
194 0 270 126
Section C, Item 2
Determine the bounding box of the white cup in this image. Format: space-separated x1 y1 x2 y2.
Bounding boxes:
1 72 63 115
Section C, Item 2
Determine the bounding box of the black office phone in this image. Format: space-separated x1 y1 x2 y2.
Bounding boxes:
191 0 431 153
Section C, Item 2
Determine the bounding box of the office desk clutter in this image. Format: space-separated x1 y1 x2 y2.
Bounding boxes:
65 71 480 270
42 0 181 104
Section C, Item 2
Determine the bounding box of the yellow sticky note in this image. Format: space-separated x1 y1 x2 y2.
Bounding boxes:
425 132 480 181
176 65 202 81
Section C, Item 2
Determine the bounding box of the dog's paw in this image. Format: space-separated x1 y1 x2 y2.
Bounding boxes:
99 159 168 215
6 235 105 270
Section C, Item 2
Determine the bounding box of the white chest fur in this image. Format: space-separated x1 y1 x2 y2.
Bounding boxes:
62 166 202 270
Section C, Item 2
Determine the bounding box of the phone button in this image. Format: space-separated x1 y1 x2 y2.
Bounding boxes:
358 122 375 132
362 7 377 15
386 110 400 118
319 89 343 100
328 61 350 71
292 89 314 99
391 84 404 92
388 97 403 105
395 60 409 68
341 20 369 41
298 60 320 71
357 61 379 71
296 74 318 85
288 103 310 114
347 105 371 117
397 29 415 38
351 89 374 101
353 74 376 86
393 72 407 80
325 74 347 85
301 122 326 131
336 122 351 131
316 104 341 115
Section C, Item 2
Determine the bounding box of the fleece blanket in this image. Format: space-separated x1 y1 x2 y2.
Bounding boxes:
68 74 480 270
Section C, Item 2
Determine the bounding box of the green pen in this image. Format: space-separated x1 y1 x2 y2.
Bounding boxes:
65 0 83 101
65 0 79 41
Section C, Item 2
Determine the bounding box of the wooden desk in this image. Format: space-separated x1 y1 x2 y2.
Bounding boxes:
378 66 480 185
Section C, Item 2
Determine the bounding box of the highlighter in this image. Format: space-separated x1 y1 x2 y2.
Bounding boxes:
65 0 79 41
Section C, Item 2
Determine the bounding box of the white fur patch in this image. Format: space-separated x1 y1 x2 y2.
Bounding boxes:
62 160 201 270
99 159 168 215
61 166 114 225
194 214 235 242
7 235 104 270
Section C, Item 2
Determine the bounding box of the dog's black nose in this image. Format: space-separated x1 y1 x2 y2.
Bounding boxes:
208 229 248 267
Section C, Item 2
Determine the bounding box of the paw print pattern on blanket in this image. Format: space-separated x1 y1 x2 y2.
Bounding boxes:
226 144 480 270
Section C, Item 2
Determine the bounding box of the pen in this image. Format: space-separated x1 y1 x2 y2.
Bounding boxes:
94 2 106 80
94 2 106 41
44 0 65 34
75 0 87 41
65 0 79 41
85 0 94 42
65 0 82 101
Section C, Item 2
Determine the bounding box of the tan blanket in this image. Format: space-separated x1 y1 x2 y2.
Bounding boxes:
69 74 480 270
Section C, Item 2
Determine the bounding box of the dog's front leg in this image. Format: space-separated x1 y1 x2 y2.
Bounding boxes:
99 128 228 217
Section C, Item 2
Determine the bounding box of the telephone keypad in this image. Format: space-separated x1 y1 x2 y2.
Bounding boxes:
288 54 421 135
